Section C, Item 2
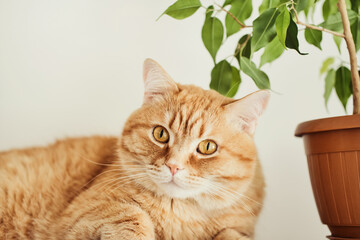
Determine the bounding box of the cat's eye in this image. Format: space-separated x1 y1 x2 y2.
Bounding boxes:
197 140 217 155
153 126 169 143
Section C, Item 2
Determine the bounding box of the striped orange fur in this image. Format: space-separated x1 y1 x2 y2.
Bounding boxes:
0 59 270 240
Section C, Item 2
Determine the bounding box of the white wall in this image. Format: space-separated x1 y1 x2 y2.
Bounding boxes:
0 0 351 239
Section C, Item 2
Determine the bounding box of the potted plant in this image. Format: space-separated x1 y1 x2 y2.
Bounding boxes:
159 0 360 239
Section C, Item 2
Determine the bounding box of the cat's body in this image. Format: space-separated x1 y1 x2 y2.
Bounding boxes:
0 136 263 239
0 59 269 240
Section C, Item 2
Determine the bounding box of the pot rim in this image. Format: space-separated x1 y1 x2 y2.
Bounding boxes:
295 114 360 137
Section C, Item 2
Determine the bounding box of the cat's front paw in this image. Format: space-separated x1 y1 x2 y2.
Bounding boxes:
214 228 251 240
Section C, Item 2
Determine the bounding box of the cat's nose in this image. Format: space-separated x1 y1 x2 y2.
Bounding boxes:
165 163 183 176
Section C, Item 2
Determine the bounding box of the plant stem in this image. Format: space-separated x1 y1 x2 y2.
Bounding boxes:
237 34 251 56
338 0 360 114
291 3 345 38
214 3 247 28
297 21 345 38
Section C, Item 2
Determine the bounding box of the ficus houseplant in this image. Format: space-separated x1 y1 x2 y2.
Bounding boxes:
160 0 360 239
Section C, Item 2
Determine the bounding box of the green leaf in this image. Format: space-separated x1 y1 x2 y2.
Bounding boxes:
305 28 322 50
223 0 233 6
210 60 233 96
320 10 358 32
351 16 360 51
225 0 253 37
205 5 214 17
241 37 252 59
346 0 352 9
251 8 279 52
295 0 315 16
240 57 271 89
258 0 270 14
259 0 282 14
322 0 338 21
350 0 359 13
260 36 285 67
276 8 290 48
285 16 307 55
202 11 224 62
324 69 336 108
335 66 352 111
320 57 335 75
235 35 252 61
304 0 315 17
259 0 288 13
161 0 201 20
294 0 307 12
333 35 342 53
226 67 242 97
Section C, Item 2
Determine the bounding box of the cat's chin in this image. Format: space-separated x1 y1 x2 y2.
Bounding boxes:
157 181 201 199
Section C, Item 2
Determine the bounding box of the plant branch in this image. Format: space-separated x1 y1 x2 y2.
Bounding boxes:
291 4 345 38
238 34 251 56
338 0 360 114
298 22 345 38
214 3 247 28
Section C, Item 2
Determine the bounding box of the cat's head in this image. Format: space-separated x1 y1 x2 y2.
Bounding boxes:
119 59 269 208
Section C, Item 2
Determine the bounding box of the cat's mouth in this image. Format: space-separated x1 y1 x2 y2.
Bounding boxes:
164 179 184 189
156 178 205 199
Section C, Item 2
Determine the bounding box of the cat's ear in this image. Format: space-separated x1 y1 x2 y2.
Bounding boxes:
224 90 270 135
143 58 179 104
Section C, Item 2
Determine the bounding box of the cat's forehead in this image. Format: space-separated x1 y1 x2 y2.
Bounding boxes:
172 84 231 112
159 85 231 138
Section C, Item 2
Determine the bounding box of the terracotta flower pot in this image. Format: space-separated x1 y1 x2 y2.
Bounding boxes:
295 115 360 240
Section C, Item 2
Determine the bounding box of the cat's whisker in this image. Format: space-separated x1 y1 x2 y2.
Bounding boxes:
73 150 121 167
121 169 146 172
206 183 256 216
117 162 147 167
108 176 150 195
104 176 150 194
90 172 141 191
206 189 227 201
109 174 151 189
88 169 146 190
208 187 255 217
75 149 146 169
146 169 164 176
210 181 258 204
146 165 159 169
120 158 145 165
208 190 256 218
121 163 144 166
206 182 248 204
79 168 133 190
222 187 262 206
94 174 149 193
120 167 147 173
121 168 147 172
92 176 122 191
208 175 263 206
101 177 146 192
121 158 144 163
115 173 148 180
104 175 149 190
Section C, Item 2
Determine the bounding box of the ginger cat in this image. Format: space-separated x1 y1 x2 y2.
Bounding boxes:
0 59 270 240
